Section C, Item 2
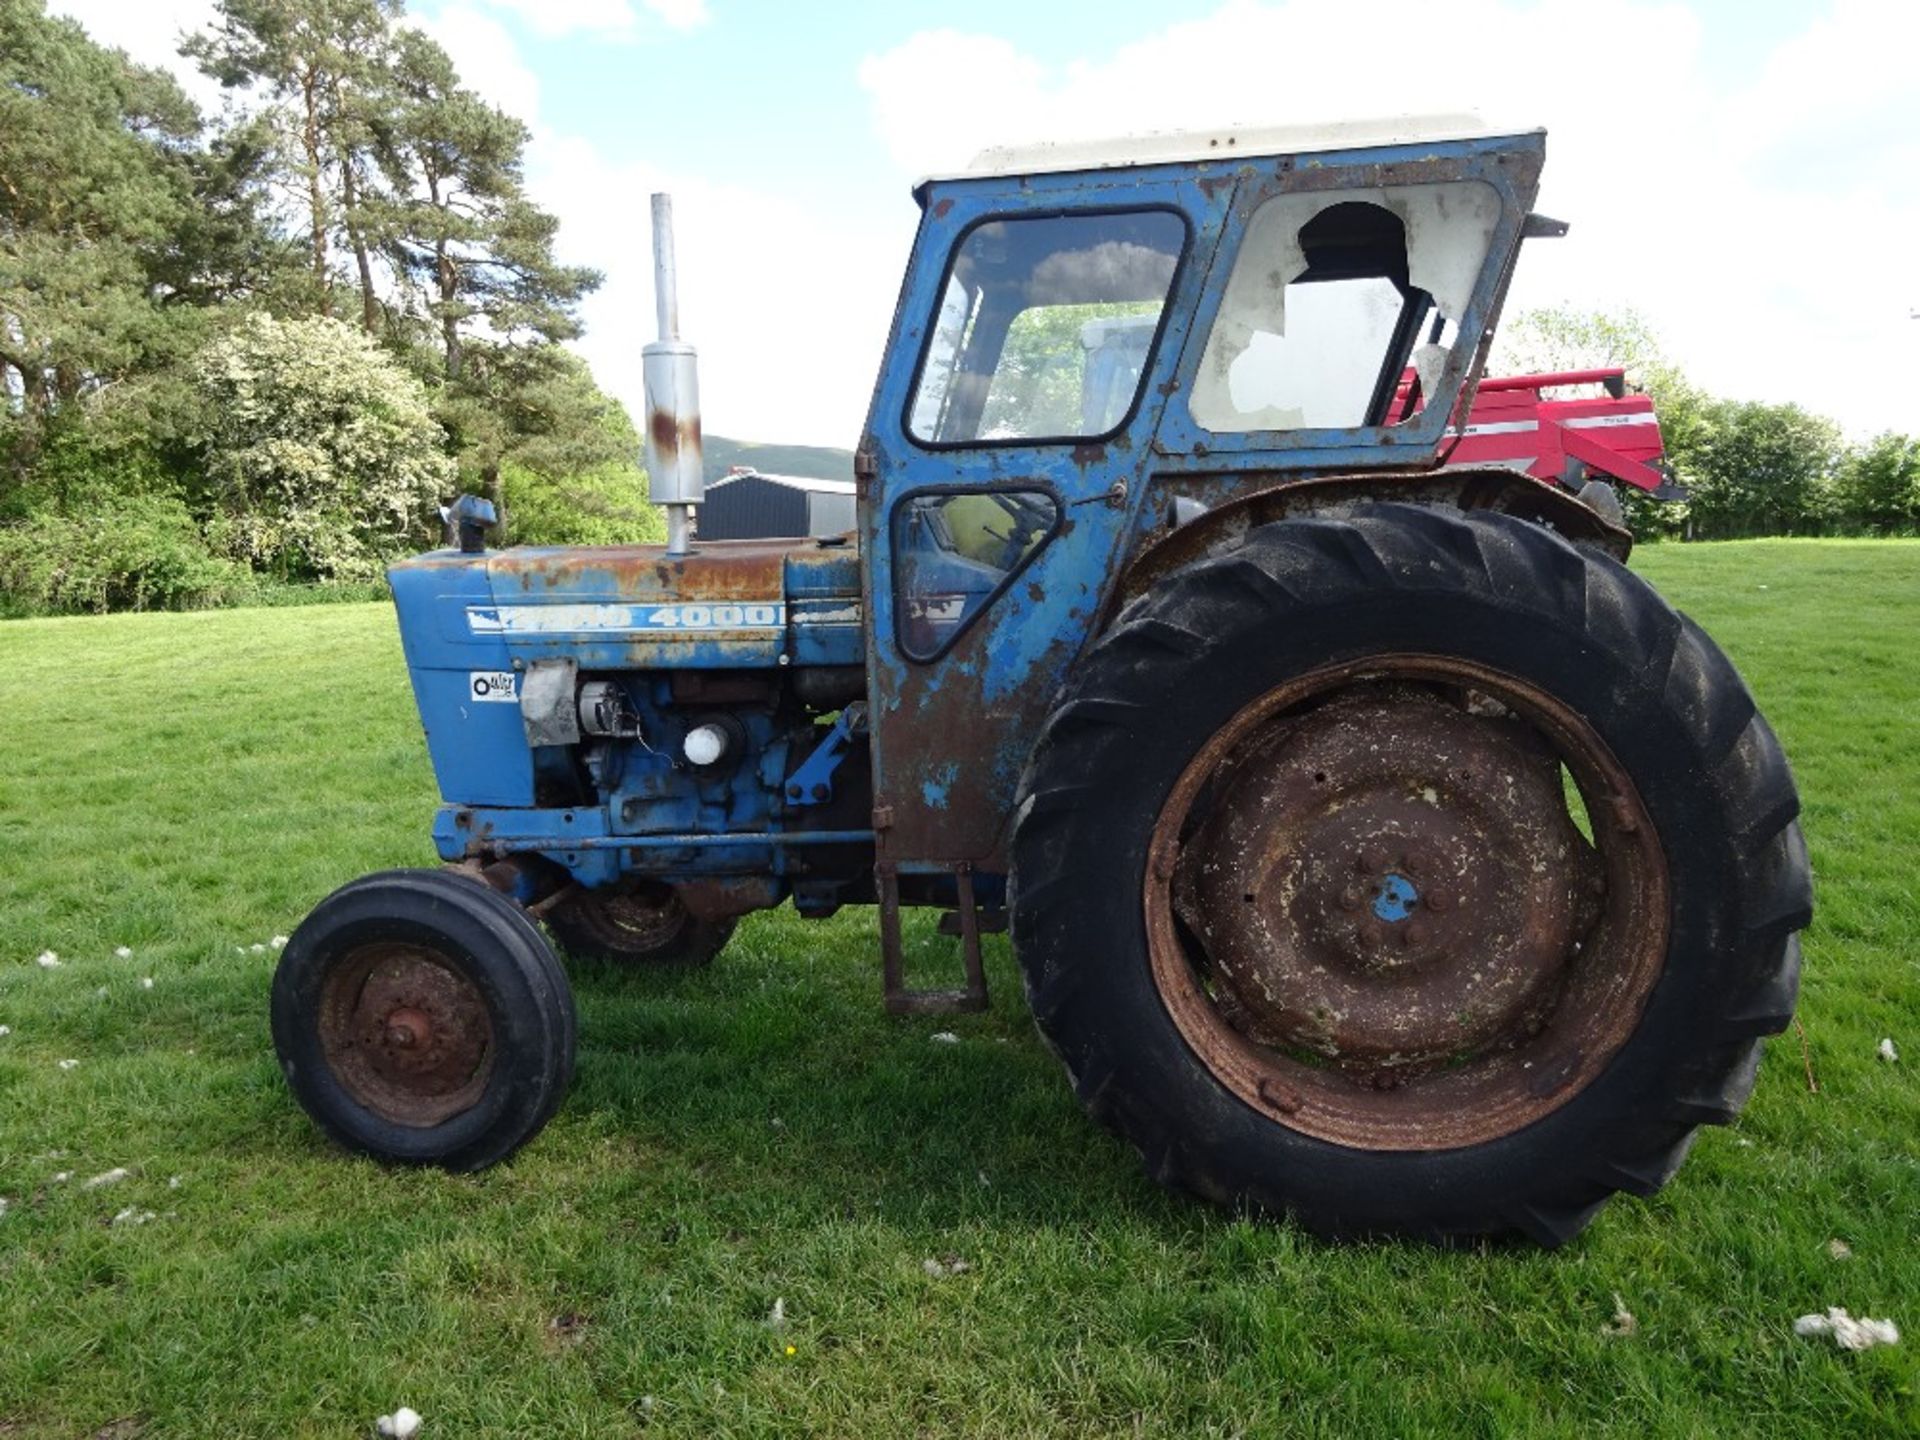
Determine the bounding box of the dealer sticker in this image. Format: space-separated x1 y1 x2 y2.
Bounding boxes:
469 670 518 703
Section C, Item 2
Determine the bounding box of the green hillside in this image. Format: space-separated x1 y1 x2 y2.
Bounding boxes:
703 434 856 484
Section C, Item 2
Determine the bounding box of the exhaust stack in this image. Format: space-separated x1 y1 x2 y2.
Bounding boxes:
643 193 703 556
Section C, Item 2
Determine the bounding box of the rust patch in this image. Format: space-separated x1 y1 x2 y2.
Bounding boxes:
932 198 954 219
1143 655 1667 1152
1071 442 1107 467
491 536 800 603
318 942 495 1128
648 407 702 463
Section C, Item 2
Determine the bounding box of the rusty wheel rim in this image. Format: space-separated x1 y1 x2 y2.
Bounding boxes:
1144 656 1668 1151
317 942 495 1127
577 884 689 952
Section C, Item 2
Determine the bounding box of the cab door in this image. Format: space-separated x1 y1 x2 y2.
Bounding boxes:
857 172 1225 872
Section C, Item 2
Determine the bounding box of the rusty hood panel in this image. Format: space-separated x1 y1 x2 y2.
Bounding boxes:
442 537 864 669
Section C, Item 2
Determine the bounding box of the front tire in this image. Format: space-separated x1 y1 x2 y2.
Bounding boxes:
1010 503 1809 1245
271 868 576 1170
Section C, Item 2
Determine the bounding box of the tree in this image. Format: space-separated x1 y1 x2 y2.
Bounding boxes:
1683 400 1844 540
433 341 655 541
1832 432 1920 534
377 30 599 378
189 312 451 578
187 0 400 328
1 1 204 426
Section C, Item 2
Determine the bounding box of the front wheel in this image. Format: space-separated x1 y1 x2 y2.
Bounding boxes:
271 869 576 1170
1010 504 1809 1245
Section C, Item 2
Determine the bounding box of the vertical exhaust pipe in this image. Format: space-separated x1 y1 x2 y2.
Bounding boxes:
644 193 703 556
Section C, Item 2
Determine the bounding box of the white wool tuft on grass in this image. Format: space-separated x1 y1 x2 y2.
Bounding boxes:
1794 1308 1900 1351
82 1168 131 1189
929 1031 961 1044
923 1255 972 1278
1878 1037 1899 1063
111 1207 157 1227
271 935 289 949
376 1406 422 1438
0 1197 9 1220
1828 1238 1854 1261
35 951 60 969
1604 1293 1638 1337
767 1297 786 1328
141 977 154 989
114 946 133 959
0 1025 11 1037
56 1058 79 1071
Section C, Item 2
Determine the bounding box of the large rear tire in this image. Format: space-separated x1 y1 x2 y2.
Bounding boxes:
271 868 576 1171
1010 503 1809 1245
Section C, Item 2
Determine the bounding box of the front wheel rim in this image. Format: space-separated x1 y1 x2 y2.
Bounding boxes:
317 941 496 1127
1144 655 1669 1152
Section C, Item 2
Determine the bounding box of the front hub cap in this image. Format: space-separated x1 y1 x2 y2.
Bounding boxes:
1147 659 1667 1151
319 943 495 1127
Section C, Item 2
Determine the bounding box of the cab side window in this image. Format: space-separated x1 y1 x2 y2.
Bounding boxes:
909 211 1186 446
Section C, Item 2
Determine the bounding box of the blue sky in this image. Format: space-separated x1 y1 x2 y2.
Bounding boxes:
54 0 1920 446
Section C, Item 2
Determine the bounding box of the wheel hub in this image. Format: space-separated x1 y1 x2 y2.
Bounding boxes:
1146 658 1668 1151
319 943 495 1127
1174 686 1598 1071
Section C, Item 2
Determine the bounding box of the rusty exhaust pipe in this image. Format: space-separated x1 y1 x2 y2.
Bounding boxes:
644 193 703 556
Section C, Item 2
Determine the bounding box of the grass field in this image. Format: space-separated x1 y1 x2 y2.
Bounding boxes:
1 539 1915 1438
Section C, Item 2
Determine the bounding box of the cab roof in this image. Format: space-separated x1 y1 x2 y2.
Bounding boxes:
917 113 1539 189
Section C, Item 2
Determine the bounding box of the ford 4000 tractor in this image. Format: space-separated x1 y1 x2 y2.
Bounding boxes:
271 117 1810 1245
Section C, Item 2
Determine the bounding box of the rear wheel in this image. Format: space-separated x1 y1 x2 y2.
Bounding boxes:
271 869 576 1170
544 881 735 966
1010 503 1809 1244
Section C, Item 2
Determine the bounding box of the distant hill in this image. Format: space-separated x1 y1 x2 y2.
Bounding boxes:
703 435 855 485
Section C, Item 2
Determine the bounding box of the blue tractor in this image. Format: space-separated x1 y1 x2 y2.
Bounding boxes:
271 119 1810 1244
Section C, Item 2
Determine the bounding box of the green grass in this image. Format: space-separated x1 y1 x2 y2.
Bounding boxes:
1 539 1915 1438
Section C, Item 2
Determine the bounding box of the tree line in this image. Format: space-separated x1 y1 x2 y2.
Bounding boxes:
0 0 659 615
1494 308 1919 542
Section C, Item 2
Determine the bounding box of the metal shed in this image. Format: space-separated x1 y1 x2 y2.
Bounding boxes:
698 469 858 540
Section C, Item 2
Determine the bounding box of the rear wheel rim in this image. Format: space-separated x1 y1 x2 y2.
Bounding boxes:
1144 655 1668 1151
317 942 495 1127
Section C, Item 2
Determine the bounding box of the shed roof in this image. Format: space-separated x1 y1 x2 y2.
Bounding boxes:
708 469 855 496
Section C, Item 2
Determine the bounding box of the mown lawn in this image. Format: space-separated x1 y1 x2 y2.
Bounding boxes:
0 539 1914 1438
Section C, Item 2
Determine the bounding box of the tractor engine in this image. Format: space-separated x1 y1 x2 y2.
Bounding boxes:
385 531 878 937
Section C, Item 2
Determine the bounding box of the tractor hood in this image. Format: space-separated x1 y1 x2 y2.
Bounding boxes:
389 535 864 674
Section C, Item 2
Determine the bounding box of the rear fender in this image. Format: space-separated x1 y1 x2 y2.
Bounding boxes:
1112 468 1630 618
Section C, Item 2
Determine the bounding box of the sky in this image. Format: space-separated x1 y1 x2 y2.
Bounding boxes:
47 0 1920 447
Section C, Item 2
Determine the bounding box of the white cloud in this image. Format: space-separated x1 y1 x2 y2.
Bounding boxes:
469 0 639 41
642 0 709 32
45 0 222 107
859 0 1920 438
444 0 709 41
410 6 543 119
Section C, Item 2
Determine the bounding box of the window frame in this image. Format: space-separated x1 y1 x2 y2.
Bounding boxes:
889 480 1066 663
900 204 1193 453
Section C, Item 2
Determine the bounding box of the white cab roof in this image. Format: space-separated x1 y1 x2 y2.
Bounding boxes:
922 114 1536 186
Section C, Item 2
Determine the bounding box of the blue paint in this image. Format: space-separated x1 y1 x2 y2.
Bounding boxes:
379 127 1547 923
1373 874 1420 924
